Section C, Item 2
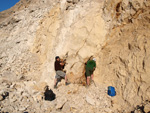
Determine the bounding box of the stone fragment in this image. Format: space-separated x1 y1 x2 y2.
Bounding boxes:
134 109 143 113
73 0 79 4
56 97 67 109
86 95 95 105
144 103 150 113
67 0 73 3
62 102 70 112
0 95 3 101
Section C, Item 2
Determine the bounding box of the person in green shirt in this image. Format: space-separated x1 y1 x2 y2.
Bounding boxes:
85 58 96 86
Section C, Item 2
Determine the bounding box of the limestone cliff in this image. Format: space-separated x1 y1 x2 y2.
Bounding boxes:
102 0 150 111
0 0 150 112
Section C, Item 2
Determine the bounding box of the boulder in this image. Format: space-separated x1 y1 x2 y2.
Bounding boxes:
144 103 150 113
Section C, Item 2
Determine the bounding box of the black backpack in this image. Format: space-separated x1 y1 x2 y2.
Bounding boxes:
44 86 56 101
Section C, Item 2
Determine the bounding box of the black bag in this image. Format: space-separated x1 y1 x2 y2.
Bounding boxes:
44 86 56 101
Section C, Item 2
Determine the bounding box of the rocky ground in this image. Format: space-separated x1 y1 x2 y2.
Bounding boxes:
0 79 112 113
0 80 150 113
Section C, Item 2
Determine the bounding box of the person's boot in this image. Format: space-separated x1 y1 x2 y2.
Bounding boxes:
54 79 58 89
90 79 93 84
65 82 70 85
54 85 57 89
86 84 89 88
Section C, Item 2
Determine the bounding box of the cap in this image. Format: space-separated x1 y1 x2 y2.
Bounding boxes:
55 56 60 60
93 58 96 61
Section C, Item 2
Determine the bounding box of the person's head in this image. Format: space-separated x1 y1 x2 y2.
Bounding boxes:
93 58 96 62
55 56 60 61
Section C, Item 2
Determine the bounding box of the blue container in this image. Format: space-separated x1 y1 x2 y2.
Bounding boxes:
108 86 116 97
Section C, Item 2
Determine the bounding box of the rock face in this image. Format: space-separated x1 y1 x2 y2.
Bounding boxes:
101 0 150 111
0 0 150 112
31 0 107 85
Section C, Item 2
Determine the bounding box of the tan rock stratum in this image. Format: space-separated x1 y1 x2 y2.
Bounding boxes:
0 0 150 112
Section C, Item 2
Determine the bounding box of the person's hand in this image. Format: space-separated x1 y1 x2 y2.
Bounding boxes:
93 67 95 71
60 62 64 66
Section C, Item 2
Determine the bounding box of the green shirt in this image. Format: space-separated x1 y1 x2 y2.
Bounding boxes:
86 60 96 70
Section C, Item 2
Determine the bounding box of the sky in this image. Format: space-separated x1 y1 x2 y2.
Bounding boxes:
0 0 20 12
